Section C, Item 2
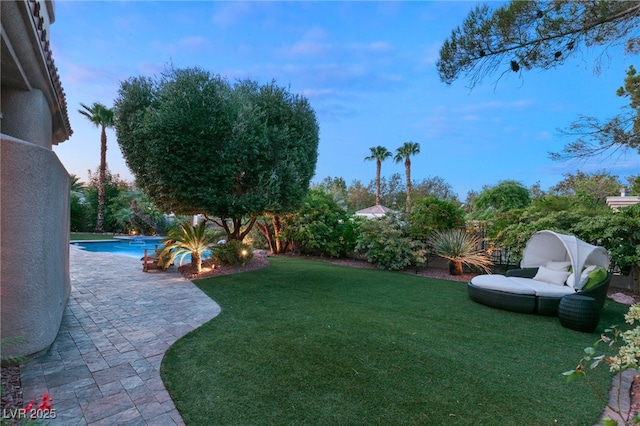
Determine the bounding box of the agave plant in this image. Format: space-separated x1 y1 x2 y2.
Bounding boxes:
159 221 216 274
427 229 493 275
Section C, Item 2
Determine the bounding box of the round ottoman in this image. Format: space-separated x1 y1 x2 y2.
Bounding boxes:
558 294 600 333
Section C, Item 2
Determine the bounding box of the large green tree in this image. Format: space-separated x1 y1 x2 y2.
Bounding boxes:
550 170 622 206
394 141 420 212
78 102 114 232
346 180 376 212
114 67 319 240
470 180 531 218
364 146 392 206
412 176 458 202
438 1 640 88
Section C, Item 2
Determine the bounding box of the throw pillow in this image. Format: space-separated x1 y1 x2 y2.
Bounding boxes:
582 267 607 290
565 272 589 289
546 261 572 271
533 266 571 286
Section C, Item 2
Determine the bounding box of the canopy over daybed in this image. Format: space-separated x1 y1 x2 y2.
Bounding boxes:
520 230 609 288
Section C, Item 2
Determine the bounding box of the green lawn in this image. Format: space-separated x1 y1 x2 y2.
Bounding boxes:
161 257 628 425
70 233 120 241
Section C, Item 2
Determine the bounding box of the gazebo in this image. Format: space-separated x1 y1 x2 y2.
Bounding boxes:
354 204 396 219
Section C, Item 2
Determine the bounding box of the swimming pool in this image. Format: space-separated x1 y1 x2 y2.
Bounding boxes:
71 237 166 259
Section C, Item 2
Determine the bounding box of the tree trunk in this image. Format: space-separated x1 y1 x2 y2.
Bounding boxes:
405 158 412 213
632 265 640 293
273 215 282 253
96 126 108 232
257 220 276 254
238 216 257 241
449 260 463 275
130 199 157 234
192 252 202 273
375 160 381 205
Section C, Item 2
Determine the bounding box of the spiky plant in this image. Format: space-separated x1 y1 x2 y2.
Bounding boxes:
159 221 216 274
427 229 493 275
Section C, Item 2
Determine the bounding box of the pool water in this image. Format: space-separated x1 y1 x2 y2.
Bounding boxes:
71 237 208 263
71 239 165 259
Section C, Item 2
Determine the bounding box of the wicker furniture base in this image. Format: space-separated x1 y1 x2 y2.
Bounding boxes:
467 283 536 314
536 296 562 316
558 294 600 332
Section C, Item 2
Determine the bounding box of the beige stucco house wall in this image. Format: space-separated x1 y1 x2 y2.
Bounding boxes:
1 0 73 356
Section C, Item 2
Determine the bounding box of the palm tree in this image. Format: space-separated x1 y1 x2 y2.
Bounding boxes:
160 221 216 274
69 174 84 193
394 141 420 212
364 146 392 206
78 102 114 232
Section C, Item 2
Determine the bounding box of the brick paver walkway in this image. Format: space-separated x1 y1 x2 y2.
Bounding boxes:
19 246 220 425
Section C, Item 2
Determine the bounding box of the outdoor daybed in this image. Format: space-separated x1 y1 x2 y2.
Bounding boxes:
468 230 611 316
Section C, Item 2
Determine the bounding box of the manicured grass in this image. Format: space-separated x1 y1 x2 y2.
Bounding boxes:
70 233 120 241
161 257 628 425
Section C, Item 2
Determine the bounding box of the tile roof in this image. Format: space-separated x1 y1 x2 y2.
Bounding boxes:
29 0 73 141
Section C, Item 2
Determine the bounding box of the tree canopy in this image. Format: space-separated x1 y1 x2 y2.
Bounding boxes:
470 180 531 219
114 67 319 239
438 1 640 88
551 65 640 160
550 169 622 205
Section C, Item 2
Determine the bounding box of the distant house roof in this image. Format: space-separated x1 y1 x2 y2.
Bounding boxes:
354 204 395 219
606 196 640 211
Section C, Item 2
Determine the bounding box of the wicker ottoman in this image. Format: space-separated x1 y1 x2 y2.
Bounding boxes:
558 294 600 333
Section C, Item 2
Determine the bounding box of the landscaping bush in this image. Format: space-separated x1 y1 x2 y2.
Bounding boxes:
212 240 254 266
427 228 492 275
409 195 465 240
355 214 425 270
282 189 357 258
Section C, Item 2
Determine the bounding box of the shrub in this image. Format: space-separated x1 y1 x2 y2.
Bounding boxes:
409 195 465 240
212 240 254 266
355 214 425 270
427 228 493 275
564 304 640 425
282 189 357 258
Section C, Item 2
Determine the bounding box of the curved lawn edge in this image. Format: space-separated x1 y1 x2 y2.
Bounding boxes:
161 257 629 425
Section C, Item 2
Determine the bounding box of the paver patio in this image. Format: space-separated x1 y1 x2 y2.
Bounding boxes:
19 245 220 425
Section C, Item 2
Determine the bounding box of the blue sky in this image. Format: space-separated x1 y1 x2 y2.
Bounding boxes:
51 1 639 199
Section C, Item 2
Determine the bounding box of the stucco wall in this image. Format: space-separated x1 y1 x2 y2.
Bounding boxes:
1 89 53 149
1 134 71 357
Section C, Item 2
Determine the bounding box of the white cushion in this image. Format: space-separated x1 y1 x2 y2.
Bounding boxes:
546 261 571 271
517 279 575 297
470 275 536 295
533 266 571 286
565 272 589 289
